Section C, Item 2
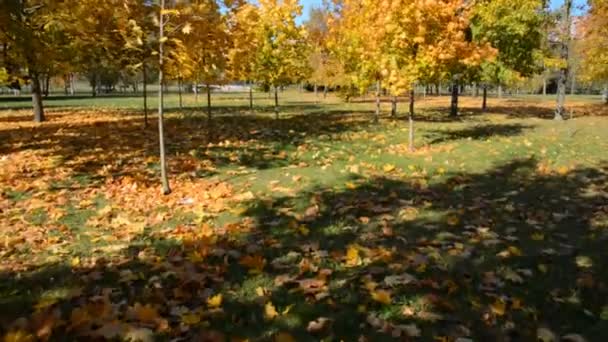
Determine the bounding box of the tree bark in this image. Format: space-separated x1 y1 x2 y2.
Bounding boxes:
374 80 381 123
570 68 576 95
91 74 97 97
178 77 183 109
274 86 279 119
482 85 488 112
602 84 608 105
408 88 415 152
249 82 253 112
31 72 45 122
63 74 69 95
314 83 318 100
43 73 50 97
158 0 171 195
391 95 397 117
498 85 503 99
69 73 75 96
206 84 212 121
323 84 328 99
555 0 572 120
450 79 459 117
543 77 547 96
143 62 148 128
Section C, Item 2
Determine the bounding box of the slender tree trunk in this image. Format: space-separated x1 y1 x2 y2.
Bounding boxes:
31 72 45 122
69 73 75 96
570 68 576 95
436 83 441 96
323 84 328 99
391 95 397 117
158 0 171 195
555 0 572 120
408 88 415 152
314 83 318 100
482 85 488 112
450 79 459 117
178 77 183 109
374 80 381 123
543 77 547 96
206 84 212 121
91 75 97 97
42 74 50 97
602 84 608 105
249 82 253 112
63 74 69 95
497 85 503 99
143 62 148 128
274 86 279 119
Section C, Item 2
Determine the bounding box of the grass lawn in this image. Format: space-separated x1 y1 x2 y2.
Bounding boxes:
1 91 608 341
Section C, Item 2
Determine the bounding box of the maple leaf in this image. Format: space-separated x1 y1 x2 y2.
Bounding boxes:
370 289 392 305
264 301 279 320
207 294 223 309
344 245 362 267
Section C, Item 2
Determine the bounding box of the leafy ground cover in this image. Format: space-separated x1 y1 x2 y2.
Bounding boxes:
1 92 608 341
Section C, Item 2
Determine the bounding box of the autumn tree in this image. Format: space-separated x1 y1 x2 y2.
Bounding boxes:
472 0 544 111
253 0 309 119
226 1 260 111
554 0 573 119
579 0 608 104
180 0 227 124
0 0 66 122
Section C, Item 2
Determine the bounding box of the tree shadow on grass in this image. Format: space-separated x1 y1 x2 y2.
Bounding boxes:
2 158 607 340
425 123 534 144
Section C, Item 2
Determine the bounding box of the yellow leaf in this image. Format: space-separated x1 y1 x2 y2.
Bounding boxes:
181 312 201 325
3 330 35 342
345 245 362 267
383 164 396 172
255 287 267 297
371 289 392 305
131 303 159 323
265 302 279 320
274 332 296 342
207 294 223 308
491 300 506 316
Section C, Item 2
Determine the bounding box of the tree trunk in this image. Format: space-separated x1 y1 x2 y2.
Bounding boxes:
323 84 328 99
63 74 69 95
91 75 97 97
391 95 397 117
158 0 171 195
143 63 148 128
543 77 547 96
374 80 380 123
498 85 503 99
450 79 459 117
274 86 279 119
178 77 183 109
436 83 440 96
43 74 50 97
31 72 45 122
555 0 572 120
482 85 488 112
408 88 415 152
206 84 212 121
570 69 576 95
602 84 608 105
314 83 318 100
69 73 75 96
249 82 253 112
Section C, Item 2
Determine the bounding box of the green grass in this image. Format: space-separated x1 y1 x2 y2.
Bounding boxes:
1 91 608 340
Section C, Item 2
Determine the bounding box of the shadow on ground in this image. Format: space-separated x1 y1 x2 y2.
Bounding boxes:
1 158 607 340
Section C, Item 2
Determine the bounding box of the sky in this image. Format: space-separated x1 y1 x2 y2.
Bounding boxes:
297 0 589 24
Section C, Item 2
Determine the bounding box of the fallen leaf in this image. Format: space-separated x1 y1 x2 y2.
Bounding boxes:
207 294 223 309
